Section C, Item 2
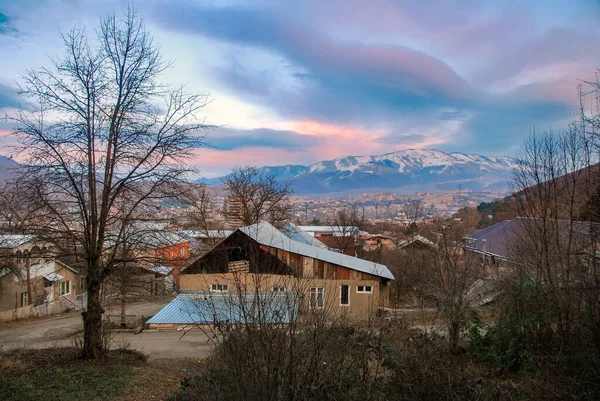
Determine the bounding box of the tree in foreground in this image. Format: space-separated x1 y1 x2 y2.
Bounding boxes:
8 8 209 359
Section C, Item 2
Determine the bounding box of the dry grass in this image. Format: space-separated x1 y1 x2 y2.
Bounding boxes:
0 348 205 401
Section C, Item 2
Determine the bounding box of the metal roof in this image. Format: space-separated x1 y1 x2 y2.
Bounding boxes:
179 230 233 239
296 226 365 237
398 235 437 250
143 265 173 275
239 222 394 280
464 217 600 261
43 272 64 282
280 223 327 249
12 260 79 282
147 292 300 325
0 235 35 249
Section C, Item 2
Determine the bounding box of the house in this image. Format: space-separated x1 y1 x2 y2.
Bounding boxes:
0 235 86 314
0 234 52 266
105 228 189 288
462 217 600 306
148 222 394 328
178 229 233 253
362 234 397 252
464 217 600 271
0 259 85 319
397 235 437 251
296 225 365 255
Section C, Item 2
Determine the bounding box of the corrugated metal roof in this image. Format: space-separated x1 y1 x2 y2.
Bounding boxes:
143 265 173 275
464 217 600 260
179 230 233 239
280 223 327 249
239 222 394 280
147 292 300 325
296 226 365 237
0 235 35 249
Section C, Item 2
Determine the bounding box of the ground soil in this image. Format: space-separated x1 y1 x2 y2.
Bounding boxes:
0 299 214 360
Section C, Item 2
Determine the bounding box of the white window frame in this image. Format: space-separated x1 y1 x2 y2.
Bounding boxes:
272 286 286 292
179 247 185 258
309 287 324 309
211 283 229 292
20 292 28 307
356 285 373 294
60 280 71 296
340 284 350 306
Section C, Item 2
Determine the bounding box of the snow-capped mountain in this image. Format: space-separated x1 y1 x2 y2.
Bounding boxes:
0 156 19 183
200 149 518 194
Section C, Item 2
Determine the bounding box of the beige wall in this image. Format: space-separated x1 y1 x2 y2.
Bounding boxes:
180 273 390 320
0 264 83 313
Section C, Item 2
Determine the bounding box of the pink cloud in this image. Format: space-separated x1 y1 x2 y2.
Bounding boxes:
192 118 457 176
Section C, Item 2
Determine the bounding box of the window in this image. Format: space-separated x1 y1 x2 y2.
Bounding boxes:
340 285 349 306
179 247 185 258
211 283 228 292
169 250 174 259
272 286 286 292
309 287 324 309
357 285 372 294
20 292 28 307
60 280 71 296
80 278 85 290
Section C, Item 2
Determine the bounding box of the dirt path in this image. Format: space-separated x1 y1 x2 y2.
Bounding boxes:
0 300 214 360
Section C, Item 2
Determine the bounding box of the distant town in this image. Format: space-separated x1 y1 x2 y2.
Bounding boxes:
287 189 509 222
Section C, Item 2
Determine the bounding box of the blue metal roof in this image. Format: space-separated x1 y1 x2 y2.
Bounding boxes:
147 292 301 325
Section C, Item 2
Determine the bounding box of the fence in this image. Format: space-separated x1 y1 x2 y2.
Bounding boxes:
0 292 87 323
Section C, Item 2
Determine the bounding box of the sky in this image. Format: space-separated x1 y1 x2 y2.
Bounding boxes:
0 0 599 177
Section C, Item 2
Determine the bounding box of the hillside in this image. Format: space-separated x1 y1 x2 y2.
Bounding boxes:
199 149 517 195
0 156 18 183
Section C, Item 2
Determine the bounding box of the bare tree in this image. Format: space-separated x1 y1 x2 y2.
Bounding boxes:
0 181 44 234
222 166 292 227
402 199 425 221
507 126 600 355
329 206 364 255
6 8 210 359
434 220 480 352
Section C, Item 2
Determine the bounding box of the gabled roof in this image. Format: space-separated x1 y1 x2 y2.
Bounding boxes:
464 219 516 260
280 223 327 249
239 222 394 280
17 260 79 282
398 235 437 250
105 229 187 250
464 217 600 260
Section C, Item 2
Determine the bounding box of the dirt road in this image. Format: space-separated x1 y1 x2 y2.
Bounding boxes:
0 300 214 360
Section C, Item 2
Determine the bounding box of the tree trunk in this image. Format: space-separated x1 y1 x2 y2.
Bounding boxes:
81 275 105 359
120 288 127 328
26 264 32 307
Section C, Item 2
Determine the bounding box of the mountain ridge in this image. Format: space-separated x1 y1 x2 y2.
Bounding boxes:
198 149 518 194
